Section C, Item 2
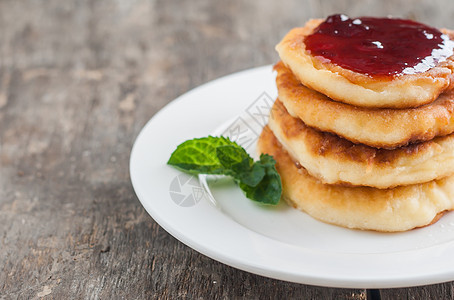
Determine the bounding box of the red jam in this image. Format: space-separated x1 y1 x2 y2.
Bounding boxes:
304 14 454 76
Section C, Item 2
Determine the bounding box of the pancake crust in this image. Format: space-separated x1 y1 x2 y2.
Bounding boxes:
258 126 454 232
269 99 454 188
275 19 454 108
275 61 454 149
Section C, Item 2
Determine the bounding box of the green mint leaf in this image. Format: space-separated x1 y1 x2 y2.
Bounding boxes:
239 154 282 205
168 137 282 205
255 153 277 168
216 145 267 187
216 145 252 176
167 136 236 174
236 162 266 187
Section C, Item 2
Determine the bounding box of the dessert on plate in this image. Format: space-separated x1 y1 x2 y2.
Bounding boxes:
268 99 454 189
259 14 454 231
275 61 454 149
275 15 454 108
259 126 454 232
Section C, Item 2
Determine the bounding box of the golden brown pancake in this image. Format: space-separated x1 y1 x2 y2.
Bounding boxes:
258 125 454 232
275 19 454 108
269 99 454 189
275 61 454 149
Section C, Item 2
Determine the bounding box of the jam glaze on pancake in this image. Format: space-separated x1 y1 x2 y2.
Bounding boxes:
268 99 454 189
257 125 454 232
276 18 454 108
275 61 454 149
305 14 454 77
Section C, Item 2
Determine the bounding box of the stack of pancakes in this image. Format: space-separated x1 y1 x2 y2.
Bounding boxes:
258 18 454 232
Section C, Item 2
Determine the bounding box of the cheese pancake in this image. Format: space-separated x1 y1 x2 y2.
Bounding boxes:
269 99 454 189
275 61 454 149
257 126 454 232
275 19 454 108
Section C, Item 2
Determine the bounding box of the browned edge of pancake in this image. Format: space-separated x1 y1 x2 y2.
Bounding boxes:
257 125 454 232
270 98 450 166
274 60 454 149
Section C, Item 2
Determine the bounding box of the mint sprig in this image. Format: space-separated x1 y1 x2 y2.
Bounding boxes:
167 136 282 205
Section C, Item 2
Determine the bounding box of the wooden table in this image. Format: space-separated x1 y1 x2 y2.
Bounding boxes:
2 0 454 298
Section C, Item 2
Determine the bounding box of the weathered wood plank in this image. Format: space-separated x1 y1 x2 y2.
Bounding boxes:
1 0 454 298
379 282 454 300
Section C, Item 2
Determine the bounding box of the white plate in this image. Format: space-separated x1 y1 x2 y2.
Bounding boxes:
130 65 454 288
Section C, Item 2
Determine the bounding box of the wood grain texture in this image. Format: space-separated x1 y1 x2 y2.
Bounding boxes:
1 0 454 298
